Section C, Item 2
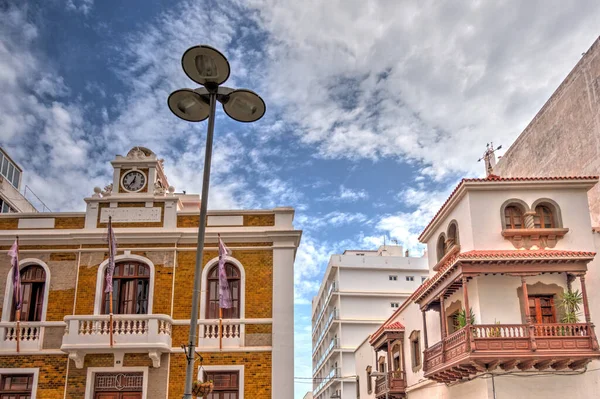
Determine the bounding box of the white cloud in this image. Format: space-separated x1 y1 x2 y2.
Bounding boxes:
66 0 94 15
319 184 369 202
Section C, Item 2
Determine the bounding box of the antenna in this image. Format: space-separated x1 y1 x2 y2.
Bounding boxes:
391 239 399 245
477 142 502 176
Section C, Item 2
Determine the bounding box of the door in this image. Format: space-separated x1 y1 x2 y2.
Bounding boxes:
528 295 557 324
94 393 141 399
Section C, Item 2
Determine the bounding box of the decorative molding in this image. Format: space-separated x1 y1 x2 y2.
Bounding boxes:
100 207 161 223
85 366 149 399
0 368 39 399
148 350 161 368
69 351 85 369
198 364 244 399
502 228 569 249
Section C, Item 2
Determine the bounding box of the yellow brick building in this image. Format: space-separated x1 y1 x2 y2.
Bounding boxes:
0 147 301 399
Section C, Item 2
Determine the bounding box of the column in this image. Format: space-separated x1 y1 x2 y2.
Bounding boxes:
462 277 475 352
422 311 429 349
272 242 295 399
439 295 447 339
521 276 537 351
579 275 599 349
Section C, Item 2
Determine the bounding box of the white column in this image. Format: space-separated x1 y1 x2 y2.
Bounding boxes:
272 240 295 399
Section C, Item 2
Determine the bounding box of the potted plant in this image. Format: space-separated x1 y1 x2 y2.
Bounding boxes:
559 289 583 335
192 380 214 398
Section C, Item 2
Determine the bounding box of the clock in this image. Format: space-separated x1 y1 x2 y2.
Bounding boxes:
121 170 147 192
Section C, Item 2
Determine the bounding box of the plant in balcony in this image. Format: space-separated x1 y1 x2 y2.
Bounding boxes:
559 289 583 324
457 307 476 329
489 320 502 338
192 380 214 398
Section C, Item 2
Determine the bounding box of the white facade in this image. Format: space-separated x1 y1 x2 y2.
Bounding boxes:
361 177 600 399
311 245 428 399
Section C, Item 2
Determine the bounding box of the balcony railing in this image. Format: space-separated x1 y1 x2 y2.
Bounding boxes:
0 321 65 352
313 309 339 356
424 323 600 382
374 370 406 397
313 367 340 395
196 318 272 348
313 338 339 374
312 281 338 336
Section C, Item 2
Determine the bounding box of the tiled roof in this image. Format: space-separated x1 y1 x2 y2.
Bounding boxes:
413 249 596 301
386 321 405 330
369 320 406 345
418 175 599 242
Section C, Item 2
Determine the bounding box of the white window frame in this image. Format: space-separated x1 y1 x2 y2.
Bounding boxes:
421 276 427 283
390 302 399 308
84 366 149 399
2 259 51 323
406 276 414 282
389 275 397 281
200 255 246 321
0 368 39 399
198 364 244 399
93 253 155 315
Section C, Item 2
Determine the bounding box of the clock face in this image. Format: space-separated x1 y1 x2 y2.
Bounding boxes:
122 170 146 192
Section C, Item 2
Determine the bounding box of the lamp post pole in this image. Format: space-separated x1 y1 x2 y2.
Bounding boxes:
183 90 217 399
168 45 266 399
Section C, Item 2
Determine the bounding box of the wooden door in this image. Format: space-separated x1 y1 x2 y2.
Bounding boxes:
121 393 142 399
528 296 556 324
94 393 141 399
95 393 119 399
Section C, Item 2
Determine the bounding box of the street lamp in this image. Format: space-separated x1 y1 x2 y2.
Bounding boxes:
168 45 266 399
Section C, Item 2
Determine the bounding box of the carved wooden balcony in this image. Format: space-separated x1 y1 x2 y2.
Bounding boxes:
423 323 600 383
374 370 407 399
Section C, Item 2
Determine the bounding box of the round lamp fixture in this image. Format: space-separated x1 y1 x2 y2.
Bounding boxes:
223 89 266 123
181 45 231 86
168 89 210 122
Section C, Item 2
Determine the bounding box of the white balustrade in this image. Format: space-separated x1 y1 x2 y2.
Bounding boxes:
0 321 64 352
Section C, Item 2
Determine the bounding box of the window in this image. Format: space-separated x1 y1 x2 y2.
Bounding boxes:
356 376 360 399
447 222 459 247
0 199 15 214
366 366 372 394
207 263 240 319
436 234 446 262
0 374 33 399
204 371 239 399
409 331 421 369
103 262 150 315
0 152 20 189
447 311 461 334
390 302 399 308
389 275 397 281
406 276 414 282
534 206 555 229
12 265 46 322
504 205 524 229
421 276 427 283
528 295 556 324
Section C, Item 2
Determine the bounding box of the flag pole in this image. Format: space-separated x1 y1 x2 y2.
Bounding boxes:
15 236 20 353
108 217 114 348
219 308 223 350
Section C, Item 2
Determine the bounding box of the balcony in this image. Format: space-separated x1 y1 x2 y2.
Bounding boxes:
198 318 272 348
313 337 339 374
313 309 339 356
0 321 65 352
313 367 340 396
312 281 338 337
62 314 172 368
375 370 407 399
423 323 600 383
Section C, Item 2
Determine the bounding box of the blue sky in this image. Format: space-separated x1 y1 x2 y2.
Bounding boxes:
1 1 599 397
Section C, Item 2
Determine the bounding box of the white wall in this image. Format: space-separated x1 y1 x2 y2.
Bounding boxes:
354 338 375 399
340 296 409 320
340 324 381 349
339 267 427 293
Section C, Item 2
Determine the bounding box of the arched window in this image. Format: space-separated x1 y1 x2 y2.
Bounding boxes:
12 265 46 322
102 262 150 315
504 205 524 229
436 234 446 262
447 222 459 248
534 205 555 228
206 263 240 319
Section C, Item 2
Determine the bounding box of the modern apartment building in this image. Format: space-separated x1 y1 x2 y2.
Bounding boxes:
0 147 36 213
0 146 301 398
311 245 428 399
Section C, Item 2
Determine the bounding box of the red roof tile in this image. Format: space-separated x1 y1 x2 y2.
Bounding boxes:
418 175 599 242
386 321 405 330
413 249 596 301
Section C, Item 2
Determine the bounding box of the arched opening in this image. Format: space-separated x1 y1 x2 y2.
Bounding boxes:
436 234 446 262
206 263 241 319
12 265 46 322
504 205 525 229
534 205 555 228
447 221 459 248
102 261 150 315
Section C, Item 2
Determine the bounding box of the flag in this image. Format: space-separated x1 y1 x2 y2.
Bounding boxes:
8 239 21 311
218 236 233 309
104 217 117 293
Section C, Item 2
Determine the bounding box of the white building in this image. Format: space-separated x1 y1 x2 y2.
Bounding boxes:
312 245 428 399
0 147 36 213
364 175 600 399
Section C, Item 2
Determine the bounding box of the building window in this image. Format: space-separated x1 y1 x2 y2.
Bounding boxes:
447 221 459 247
421 276 427 283
103 262 150 315
436 234 446 262
0 151 21 190
366 366 372 394
447 311 461 334
406 276 414 282
204 371 239 399
504 205 524 229
389 275 397 281
207 263 240 319
0 199 16 214
391 302 399 308
356 376 360 399
0 374 33 398
528 295 556 324
534 205 555 228
409 331 421 370
13 265 46 322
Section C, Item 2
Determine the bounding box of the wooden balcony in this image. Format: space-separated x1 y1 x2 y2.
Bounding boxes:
423 323 600 383
374 371 407 399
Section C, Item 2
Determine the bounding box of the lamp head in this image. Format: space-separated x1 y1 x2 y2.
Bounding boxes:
167 89 210 122
181 45 230 86
223 89 266 123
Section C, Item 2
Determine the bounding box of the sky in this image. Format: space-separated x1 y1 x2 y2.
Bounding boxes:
1 1 599 397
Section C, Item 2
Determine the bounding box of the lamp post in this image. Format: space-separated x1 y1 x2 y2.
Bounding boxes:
168 45 266 399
